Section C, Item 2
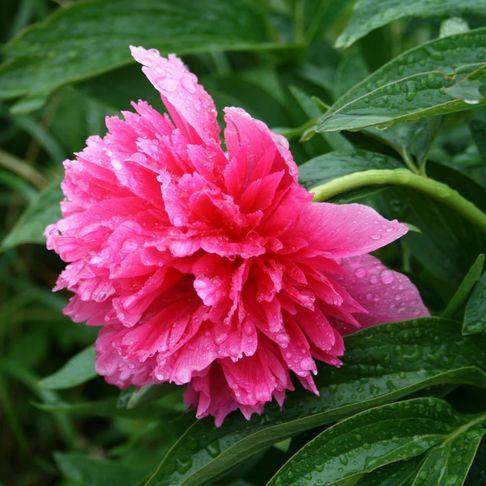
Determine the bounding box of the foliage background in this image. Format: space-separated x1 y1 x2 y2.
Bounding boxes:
0 0 485 485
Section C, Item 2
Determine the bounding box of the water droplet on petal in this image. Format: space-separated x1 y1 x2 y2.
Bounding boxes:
380 270 394 284
354 268 367 278
160 78 178 92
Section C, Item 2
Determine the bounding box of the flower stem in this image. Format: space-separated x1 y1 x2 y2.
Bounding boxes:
310 168 486 234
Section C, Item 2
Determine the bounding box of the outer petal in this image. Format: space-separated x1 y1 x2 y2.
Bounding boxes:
337 254 429 327
130 46 219 144
296 202 408 258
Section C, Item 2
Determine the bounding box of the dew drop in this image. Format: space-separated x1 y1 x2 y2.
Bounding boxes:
354 268 367 279
160 78 178 92
380 270 394 285
182 75 197 93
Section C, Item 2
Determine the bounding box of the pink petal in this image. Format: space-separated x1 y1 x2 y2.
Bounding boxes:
130 46 219 144
338 254 429 327
296 202 408 258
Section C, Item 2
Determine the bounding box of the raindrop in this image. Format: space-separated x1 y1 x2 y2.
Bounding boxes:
182 75 197 94
354 268 367 279
380 270 394 285
160 78 178 92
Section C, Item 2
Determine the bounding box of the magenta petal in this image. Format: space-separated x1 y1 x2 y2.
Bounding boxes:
338 254 429 327
130 46 220 144
297 202 408 258
46 46 428 426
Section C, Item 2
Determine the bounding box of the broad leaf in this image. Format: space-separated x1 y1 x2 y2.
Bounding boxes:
407 424 484 485
299 150 401 190
315 29 486 133
336 0 486 48
39 346 96 389
145 318 486 485
267 398 484 485
1 179 61 250
0 0 275 110
464 273 486 335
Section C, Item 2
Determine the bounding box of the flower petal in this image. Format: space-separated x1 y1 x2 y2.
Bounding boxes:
338 254 429 327
130 46 219 144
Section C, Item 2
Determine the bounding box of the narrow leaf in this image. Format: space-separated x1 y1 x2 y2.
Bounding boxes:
464 273 486 335
443 254 485 317
1 179 61 250
39 346 96 389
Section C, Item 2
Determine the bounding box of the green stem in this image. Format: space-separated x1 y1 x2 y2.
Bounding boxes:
311 169 486 234
398 148 419 173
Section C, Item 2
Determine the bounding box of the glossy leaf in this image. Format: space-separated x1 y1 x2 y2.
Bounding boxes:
407 424 485 485
464 273 486 335
39 346 96 389
1 179 61 250
145 318 486 485
0 0 274 109
267 398 477 485
315 29 486 133
336 0 486 48
299 149 401 190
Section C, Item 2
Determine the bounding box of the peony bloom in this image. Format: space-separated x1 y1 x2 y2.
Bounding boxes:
46 46 428 426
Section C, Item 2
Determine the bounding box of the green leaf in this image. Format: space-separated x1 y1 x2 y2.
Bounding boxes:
407 424 484 485
298 149 401 190
335 0 486 48
39 346 96 389
352 459 421 485
464 273 486 335
1 178 61 250
443 254 485 317
145 318 486 485
315 29 486 133
288 86 353 152
267 398 483 485
55 452 143 486
0 0 276 109
36 399 177 421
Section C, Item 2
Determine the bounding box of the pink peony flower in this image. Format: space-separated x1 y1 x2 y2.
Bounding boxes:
46 46 428 426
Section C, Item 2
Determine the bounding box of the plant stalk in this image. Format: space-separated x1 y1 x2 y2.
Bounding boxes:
311 169 486 234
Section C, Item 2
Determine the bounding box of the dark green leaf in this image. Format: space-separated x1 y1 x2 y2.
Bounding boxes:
1 178 61 250
55 452 143 486
0 0 276 109
336 0 486 48
407 424 484 485
352 458 420 485
36 399 177 420
39 346 96 389
464 273 486 335
145 318 486 485
316 29 486 133
299 150 401 190
443 254 485 317
267 398 478 485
